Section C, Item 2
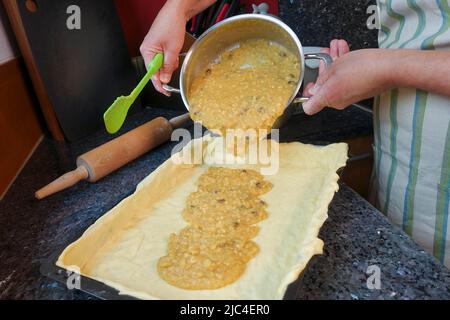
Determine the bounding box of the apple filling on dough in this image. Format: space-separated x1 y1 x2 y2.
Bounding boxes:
158 167 273 290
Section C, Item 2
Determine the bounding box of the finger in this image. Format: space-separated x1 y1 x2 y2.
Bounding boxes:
152 73 171 97
303 82 315 96
330 39 339 61
140 44 156 71
140 46 167 94
144 53 155 72
338 39 350 56
160 50 179 84
319 47 330 74
302 87 329 115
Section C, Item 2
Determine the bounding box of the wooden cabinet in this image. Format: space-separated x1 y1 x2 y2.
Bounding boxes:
0 58 43 199
341 135 374 200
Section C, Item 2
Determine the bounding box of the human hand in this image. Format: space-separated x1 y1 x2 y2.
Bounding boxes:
302 40 392 115
140 1 186 96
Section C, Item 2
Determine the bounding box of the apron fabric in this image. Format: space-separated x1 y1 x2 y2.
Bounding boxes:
371 0 450 267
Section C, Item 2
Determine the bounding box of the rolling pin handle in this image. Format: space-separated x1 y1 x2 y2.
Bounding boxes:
35 115 191 200
169 113 191 129
35 166 89 200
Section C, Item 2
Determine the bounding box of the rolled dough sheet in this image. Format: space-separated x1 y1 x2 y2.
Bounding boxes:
57 137 348 300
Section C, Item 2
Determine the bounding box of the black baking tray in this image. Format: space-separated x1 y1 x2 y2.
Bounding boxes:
40 245 305 300
40 248 137 300
39 160 346 300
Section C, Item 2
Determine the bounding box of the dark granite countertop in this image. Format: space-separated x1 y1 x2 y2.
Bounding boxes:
2 0 448 301
279 0 378 50
1 106 449 300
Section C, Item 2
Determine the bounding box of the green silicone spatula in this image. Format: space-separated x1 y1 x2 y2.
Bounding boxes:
103 53 164 134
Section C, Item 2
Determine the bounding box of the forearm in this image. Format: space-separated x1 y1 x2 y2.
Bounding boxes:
166 0 217 21
384 49 450 97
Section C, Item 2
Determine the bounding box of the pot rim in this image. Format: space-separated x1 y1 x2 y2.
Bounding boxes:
179 13 306 112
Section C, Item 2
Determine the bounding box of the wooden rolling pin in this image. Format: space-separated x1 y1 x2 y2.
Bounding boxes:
35 114 190 200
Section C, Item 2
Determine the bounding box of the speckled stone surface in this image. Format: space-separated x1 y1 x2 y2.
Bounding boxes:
292 187 450 300
0 108 184 300
279 105 373 144
279 0 379 49
1 107 449 300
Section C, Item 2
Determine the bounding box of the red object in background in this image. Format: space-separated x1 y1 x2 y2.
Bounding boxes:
114 0 166 57
190 15 197 34
215 2 231 24
114 0 279 57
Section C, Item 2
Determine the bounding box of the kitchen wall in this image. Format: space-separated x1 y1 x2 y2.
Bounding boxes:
0 3 16 63
0 2 43 199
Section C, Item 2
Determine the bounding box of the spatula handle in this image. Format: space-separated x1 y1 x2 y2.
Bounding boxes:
131 53 164 99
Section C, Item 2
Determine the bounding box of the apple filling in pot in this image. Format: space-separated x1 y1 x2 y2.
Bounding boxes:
158 167 273 290
188 39 301 134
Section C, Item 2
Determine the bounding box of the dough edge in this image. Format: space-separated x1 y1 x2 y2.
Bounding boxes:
57 136 348 300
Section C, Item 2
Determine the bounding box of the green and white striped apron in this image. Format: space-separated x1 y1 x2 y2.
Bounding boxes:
371 0 450 267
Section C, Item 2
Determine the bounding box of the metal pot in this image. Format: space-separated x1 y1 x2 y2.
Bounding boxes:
163 14 332 129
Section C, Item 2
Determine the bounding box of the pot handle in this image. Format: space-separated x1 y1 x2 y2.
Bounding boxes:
293 52 333 104
160 53 188 94
162 84 181 94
